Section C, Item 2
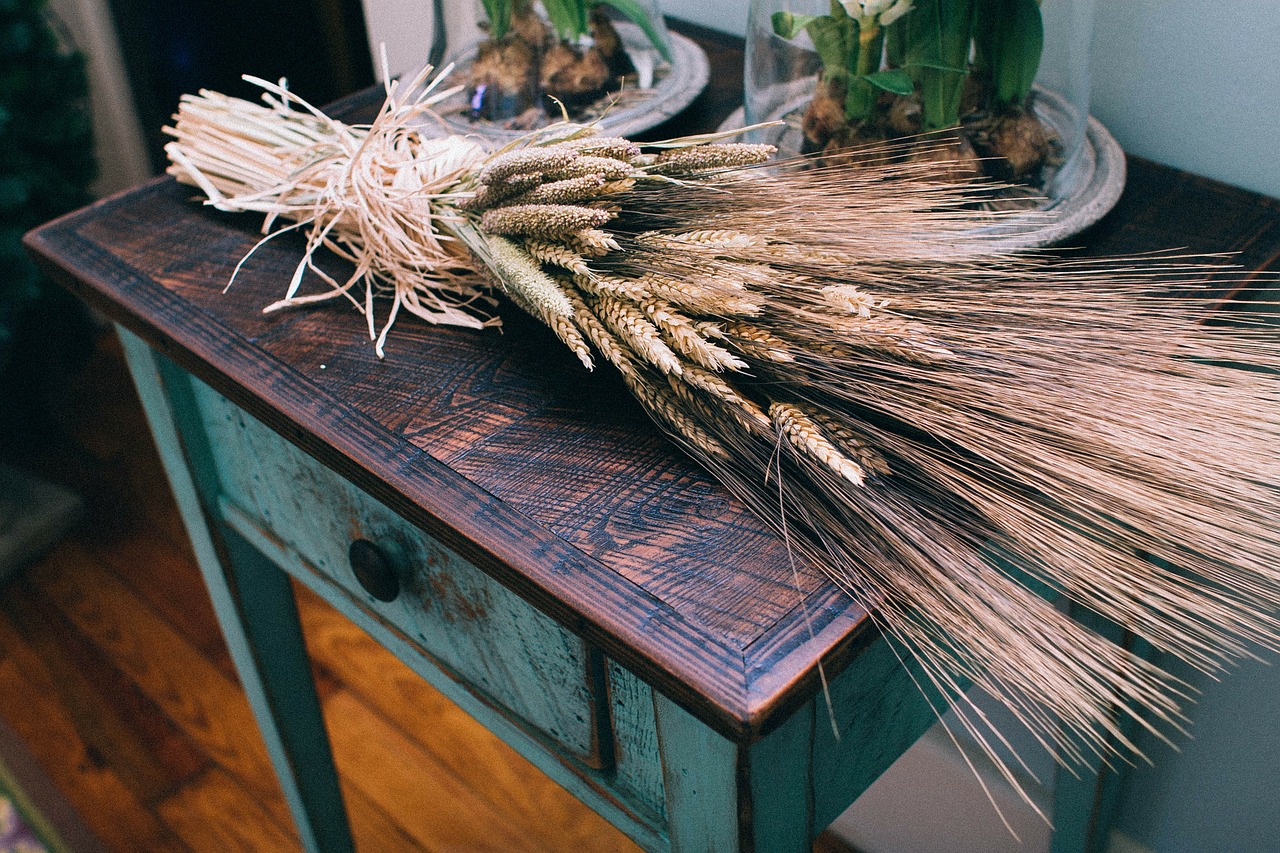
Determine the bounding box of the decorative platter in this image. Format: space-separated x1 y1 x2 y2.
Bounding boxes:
433 26 711 144
718 83 1126 250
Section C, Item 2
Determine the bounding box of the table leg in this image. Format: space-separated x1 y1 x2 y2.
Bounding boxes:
1050 611 1145 853
117 326 355 853
654 693 815 853
653 692 741 852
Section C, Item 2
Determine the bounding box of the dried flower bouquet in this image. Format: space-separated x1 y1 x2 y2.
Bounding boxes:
165 68 1280 823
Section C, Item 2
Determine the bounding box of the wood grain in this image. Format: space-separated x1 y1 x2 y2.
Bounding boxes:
2 577 204 805
23 23 852 742
293 578 642 852
158 767 301 852
0 602 186 853
29 541 285 802
322 688 564 852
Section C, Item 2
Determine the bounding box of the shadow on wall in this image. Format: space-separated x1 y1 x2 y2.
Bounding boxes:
1110 651 1280 853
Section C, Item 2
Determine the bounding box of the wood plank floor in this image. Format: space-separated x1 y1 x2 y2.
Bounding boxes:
0 327 856 852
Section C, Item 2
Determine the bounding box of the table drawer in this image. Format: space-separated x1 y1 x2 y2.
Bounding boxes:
189 379 603 765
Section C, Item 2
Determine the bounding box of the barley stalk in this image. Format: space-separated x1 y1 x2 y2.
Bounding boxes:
641 297 749 372
523 240 590 277
566 229 621 257
721 323 796 363
642 229 767 251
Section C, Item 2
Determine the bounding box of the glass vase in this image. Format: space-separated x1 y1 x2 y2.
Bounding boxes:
424 0 708 143
743 0 1119 246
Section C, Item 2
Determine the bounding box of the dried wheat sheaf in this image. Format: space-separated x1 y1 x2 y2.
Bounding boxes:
165 67 1280 828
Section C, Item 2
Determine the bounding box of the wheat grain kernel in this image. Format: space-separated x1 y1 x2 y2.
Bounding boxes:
771 402 867 486
822 284 885 318
627 374 729 459
641 297 749 372
481 204 614 240
480 147 579 184
722 323 795 362
567 228 622 257
677 365 771 432
594 294 683 376
524 240 590 276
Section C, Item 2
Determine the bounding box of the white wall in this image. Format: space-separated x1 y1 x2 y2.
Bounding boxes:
1089 0 1280 200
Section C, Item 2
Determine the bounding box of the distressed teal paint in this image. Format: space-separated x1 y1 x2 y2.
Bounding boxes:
221 499 669 852
748 708 814 852
607 660 670 825
117 326 354 853
653 693 740 852
119 326 1121 853
191 380 601 760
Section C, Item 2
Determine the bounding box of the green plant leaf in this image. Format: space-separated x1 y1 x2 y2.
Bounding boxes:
903 0 975 130
596 0 672 61
542 0 585 40
771 11 822 40
906 59 968 73
809 16 853 77
480 0 512 40
884 14 908 67
862 68 915 95
974 0 1043 106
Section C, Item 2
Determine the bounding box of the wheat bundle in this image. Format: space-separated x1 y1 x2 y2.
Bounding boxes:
165 68 1280 823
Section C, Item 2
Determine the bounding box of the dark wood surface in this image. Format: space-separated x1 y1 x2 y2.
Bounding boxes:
24 22 1280 746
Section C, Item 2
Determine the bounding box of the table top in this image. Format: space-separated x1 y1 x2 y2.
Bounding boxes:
25 22 1280 744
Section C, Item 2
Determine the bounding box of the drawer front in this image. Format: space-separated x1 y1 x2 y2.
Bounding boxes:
606 659 669 825
190 380 602 763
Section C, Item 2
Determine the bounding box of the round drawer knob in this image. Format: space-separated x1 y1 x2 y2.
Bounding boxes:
348 539 400 602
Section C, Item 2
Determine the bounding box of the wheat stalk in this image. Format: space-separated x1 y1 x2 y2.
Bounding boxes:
164 71 1280 829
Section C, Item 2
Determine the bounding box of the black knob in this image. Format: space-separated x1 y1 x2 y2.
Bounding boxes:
348 539 400 602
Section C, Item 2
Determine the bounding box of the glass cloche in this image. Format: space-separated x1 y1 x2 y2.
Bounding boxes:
741 0 1121 247
424 0 709 142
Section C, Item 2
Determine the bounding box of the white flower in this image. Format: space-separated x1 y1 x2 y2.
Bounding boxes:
841 0 914 25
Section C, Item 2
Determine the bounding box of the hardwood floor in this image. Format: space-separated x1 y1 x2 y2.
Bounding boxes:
0 328 856 851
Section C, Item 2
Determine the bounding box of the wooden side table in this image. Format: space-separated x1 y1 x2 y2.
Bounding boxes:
25 23 1280 853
